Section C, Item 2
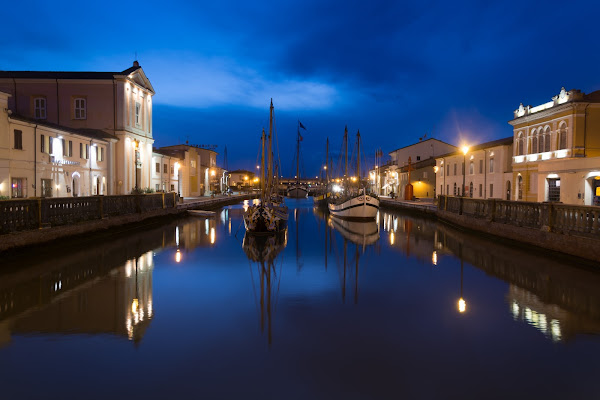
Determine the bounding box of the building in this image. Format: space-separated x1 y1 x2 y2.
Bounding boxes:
229 169 255 189
435 137 513 199
0 61 155 195
0 91 112 198
509 87 600 205
151 148 182 194
157 144 218 197
372 138 457 197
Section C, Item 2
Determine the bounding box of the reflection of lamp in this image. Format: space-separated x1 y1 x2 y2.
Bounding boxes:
175 249 181 263
132 257 139 314
457 243 466 313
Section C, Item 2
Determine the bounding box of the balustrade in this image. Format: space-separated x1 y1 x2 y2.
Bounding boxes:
0 193 177 235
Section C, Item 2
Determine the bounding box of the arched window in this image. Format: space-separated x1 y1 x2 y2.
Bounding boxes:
518 175 523 200
558 123 567 150
532 130 538 154
544 127 551 152
517 132 524 156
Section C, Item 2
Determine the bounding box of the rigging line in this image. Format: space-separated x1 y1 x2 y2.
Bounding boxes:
273 242 285 314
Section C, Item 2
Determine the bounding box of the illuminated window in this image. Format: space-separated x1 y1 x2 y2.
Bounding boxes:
11 177 25 198
135 102 141 127
489 158 495 173
558 124 567 150
74 98 86 119
34 97 46 119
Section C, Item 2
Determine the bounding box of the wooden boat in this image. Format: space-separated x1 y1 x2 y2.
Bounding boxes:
188 210 216 217
243 100 289 234
328 127 379 220
287 121 308 198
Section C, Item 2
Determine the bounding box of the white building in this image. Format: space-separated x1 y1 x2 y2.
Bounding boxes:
435 137 513 199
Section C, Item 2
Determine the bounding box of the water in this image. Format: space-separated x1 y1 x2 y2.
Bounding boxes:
1 198 599 399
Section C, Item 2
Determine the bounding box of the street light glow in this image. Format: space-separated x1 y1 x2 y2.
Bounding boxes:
462 146 469 155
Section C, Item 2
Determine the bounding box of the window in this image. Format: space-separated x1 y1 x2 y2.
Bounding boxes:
469 182 473 198
558 125 567 150
469 161 474 175
532 132 538 154
453 183 457 196
548 178 560 202
191 160 196 168
80 143 83 158
517 132 524 156
135 102 141 126
156 162 160 173
11 178 25 198
445 164 449 176
49 137 54 154
85 144 89 159
544 128 551 152
68 140 73 157
80 143 89 159
100 147 104 162
41 178 53 198
440 185 443 195
479 184 482 198
171 165 174 175
163 163 168 173
423 171 428 179
518 175 523 200
479 159 483 174
446 184 449 195
490 184 494 197
74 98 86 119
489 158 495 173
41 134 45 153
453 163 457 175
155 184 160 191
14 130 23 150
34 97 46 119
416 156 421 161
170 184 175 191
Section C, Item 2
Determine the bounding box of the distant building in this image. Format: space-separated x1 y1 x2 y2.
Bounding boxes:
157 144 218 197
151 148 182 194
509 87 600 205
229 169 255 189
435 137 513 199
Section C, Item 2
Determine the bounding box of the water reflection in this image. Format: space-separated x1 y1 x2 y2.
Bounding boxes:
379 208 600 341
242 232 287 345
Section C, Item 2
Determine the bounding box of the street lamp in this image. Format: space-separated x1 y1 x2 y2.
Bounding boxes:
461 146 469 197
132 139 140 191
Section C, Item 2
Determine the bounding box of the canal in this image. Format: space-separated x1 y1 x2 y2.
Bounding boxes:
0 198 599 399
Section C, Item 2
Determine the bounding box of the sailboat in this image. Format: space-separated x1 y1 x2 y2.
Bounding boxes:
313 138 330 209
328 127 380 219
287 121 309 198
243 100 289 234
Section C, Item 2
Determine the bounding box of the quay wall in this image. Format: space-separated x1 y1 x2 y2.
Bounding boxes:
436 195 600 263
0 194 255 253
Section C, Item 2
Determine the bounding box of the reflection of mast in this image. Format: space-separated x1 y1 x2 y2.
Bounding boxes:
354 243 359 304
405 219 412 257
342 239 347 303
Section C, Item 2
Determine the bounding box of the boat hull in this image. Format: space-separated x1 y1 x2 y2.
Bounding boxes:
287 186 308 198
244 204 289 234
328 195 379 219
313 192 330 209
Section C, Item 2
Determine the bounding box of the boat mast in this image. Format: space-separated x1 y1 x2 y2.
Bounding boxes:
356 130 361 186
296 121 300 185
267 99 274 197
325 138 329 183
344 125 348 180
261 128 266 200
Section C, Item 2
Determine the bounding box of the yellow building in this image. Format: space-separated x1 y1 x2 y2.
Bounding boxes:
509 87 600 205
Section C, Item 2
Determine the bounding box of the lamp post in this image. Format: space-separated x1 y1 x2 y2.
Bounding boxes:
461 146 469 197
132 139 140 191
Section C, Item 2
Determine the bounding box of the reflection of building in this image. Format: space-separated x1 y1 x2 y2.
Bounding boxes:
509 87 600 205
435 137 513 199
380 210 438 263
435 222 600 342
178 217 218 249
0 252 154 346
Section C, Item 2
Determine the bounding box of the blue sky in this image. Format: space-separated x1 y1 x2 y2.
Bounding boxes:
2 0 600 175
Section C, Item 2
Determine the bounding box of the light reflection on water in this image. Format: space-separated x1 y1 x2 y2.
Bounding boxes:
0 198 599 398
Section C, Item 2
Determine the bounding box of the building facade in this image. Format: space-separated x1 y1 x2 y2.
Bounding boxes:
509 87 600 205
435 137 513 199
158 144 218 197
0 61 155 195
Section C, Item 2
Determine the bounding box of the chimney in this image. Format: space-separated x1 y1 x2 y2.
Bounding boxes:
133 60 140 67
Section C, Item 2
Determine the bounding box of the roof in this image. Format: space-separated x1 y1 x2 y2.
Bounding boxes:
398 157 436 172
0 66 141 80
436 136 514 159
160 144 218 155
10 114 117 142
389 138 457 154
153 147 184 159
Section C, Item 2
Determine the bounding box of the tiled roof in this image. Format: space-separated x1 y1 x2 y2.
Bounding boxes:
0 66 141 80
436 136 514 158
10 114 117 142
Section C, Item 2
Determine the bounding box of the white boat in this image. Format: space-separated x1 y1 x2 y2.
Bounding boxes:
328 193 379 219
330 217 379 247
328 128 379 220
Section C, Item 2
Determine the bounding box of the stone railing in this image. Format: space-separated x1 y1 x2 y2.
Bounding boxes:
438 195 599 238
0 193 178 235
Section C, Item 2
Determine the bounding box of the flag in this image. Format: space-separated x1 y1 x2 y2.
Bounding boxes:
299 133 303 141
298 121 306 130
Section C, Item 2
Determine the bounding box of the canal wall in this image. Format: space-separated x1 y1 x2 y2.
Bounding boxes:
436 195 600 263
0 193 255 253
